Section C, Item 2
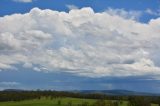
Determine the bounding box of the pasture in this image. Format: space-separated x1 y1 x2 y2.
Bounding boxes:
0 97 158 106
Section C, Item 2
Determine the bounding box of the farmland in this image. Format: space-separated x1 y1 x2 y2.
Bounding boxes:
0 97 158 106
0 91 159 106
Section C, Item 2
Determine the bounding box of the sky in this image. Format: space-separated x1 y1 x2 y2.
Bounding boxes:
0 0 160 93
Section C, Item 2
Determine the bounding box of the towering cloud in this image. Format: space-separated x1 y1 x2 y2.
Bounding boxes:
0 7 160 78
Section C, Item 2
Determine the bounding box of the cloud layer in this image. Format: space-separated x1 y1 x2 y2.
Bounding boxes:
0 7 160 78
13 0 32 3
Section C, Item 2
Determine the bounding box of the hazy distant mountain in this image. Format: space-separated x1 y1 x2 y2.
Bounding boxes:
74 90 160 96
2 89 160 96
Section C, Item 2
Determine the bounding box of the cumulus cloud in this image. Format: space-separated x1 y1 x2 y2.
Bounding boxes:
13 0 32 3
0 7 160 78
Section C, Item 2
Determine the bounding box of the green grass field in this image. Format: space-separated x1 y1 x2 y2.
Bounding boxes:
0 97 158 106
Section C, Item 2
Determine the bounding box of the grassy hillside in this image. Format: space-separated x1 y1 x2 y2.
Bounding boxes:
0 97 158 106
0 98 93 106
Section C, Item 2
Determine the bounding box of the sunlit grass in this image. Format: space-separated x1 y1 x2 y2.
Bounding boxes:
0 97 158 106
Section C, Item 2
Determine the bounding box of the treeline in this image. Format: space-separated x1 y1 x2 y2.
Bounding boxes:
1 90 106 101
0 90 160 106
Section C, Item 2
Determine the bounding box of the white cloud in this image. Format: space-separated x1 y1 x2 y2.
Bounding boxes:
105 8 142 20
0 63 15 70
0 7 160 78
13 0 32 3
66 4 79 10
33 67 41 72
0 82 20 86
145 8 160 16
23 62 32 68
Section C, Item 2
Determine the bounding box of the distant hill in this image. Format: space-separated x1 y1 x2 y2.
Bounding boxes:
2 89 160 96
73 90 160 96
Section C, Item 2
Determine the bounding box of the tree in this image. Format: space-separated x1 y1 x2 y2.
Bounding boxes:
67 101 72 106
113 101 119 106
128 96 151 106
57 100 61 105
94 99 106 106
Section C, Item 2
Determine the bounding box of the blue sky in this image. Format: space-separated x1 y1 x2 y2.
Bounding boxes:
0 0 160 93
0 0 159 22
